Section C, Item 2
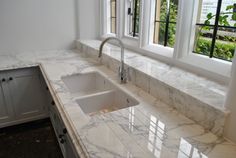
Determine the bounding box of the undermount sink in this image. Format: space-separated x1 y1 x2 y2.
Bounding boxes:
76 89 139 116
62 72 139 116
62 72 113 96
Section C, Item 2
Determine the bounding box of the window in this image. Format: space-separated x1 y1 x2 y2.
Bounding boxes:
110 0 117 33
153 0 178 47
101 0 233 81
126 0 141 37
107 0 117 34
193 0 236 61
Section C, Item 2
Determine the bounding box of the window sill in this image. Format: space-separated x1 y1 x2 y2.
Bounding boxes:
101 33 116 39
142 44 174 58
99 35 231 83
177 53 231 82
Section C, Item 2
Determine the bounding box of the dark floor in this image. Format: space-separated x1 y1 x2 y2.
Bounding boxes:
0 118 64 158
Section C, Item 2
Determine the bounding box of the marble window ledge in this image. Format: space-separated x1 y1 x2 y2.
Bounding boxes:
0 49 236 157
76 40 229 136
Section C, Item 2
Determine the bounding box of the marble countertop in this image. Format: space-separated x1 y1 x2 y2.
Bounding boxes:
0 49 235 158
77 40 228 112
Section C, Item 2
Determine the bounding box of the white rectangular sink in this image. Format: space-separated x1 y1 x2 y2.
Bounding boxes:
62 72 113 96
62 72 139 115
76 90 139 116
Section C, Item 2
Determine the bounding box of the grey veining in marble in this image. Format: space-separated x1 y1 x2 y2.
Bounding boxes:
76 40 229 136
0 48 235 158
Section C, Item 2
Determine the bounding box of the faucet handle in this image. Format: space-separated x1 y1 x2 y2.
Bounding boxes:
119 66 129 84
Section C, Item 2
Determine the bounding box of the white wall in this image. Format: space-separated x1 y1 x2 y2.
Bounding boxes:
0 0 77 52
77 0 101 39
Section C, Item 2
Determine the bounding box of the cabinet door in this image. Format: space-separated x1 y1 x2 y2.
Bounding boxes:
7 68 47 120
50 105 67 157
50 105 79 158
0 73 14 125
65 134 79 158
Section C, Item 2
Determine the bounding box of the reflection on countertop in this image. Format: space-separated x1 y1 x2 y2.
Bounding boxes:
0 49 235 158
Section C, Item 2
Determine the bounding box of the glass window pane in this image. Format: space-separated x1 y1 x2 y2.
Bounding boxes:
111 0 116 17
154 22 165 45
219 0 236 27
109 0 116 34
127 0 140 37
169 0 178 22
198 0 218 25
167 23 177 47
193 25 214 57
213 27 236 61
193 0 236 61
111 18 116 33
153 0 178 47
155 0 168 21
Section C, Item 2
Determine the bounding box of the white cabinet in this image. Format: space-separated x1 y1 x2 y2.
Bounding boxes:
0 73 14 125
0 66 79 158
7 68 47 119
50 105 79 158
0 67 48 128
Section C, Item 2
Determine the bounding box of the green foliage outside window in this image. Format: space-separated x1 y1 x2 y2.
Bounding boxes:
195 37 235 60
194 3 236 61
158 1 236 61
158 0 178 47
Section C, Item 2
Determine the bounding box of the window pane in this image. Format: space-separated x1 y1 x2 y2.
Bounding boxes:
169 0 178 22
153 0 178 47
155 0 168 21
127 0 140 37
135 0 140 35
193 0 236 61
111 18 116 33
154 22 165 45
167 23 177 47
110 0 116 34
193 25 214 57
213 27 236 61
219 0 236 27
111 0 116 17
198 0 218 25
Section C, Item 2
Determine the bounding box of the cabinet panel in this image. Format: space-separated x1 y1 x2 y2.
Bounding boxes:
0 73 14 124
50 105 79 158
65 134 78 158
7 68 47 119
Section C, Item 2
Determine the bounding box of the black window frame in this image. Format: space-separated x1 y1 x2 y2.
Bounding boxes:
127 0 140 37
193 0 236 61
153 0 178 47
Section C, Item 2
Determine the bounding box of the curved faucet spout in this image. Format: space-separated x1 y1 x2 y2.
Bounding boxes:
99 37 124 58
99 37 127 83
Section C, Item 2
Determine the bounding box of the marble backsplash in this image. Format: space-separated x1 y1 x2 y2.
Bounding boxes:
76 40 228 136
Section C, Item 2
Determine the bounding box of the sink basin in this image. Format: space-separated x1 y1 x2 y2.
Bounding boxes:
62 72 113 96
76 89 139 116
62 71 139 116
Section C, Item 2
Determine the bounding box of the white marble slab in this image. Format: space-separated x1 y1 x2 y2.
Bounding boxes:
0 49 235 158
76 40 229 136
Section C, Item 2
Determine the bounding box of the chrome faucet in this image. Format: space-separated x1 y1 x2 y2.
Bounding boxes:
99 37 128 84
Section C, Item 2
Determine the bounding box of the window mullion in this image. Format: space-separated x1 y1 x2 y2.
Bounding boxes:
110 0 113 33
153 0 158 43
133 0 138 37
164 0 170 46
210 0 223 58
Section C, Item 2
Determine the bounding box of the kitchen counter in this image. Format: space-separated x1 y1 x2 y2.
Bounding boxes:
76 40 229 137
0 49 235 158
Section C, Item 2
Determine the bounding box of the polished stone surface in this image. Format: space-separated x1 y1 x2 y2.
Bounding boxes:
76 40 229 136
0 119 63 158
0 49 235 158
